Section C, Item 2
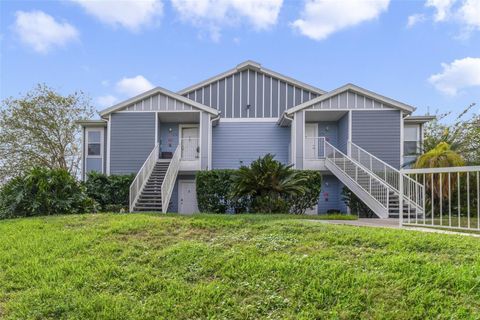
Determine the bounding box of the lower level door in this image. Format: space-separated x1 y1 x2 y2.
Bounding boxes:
178 180 199 214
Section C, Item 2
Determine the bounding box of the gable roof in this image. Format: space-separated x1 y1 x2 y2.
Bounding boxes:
177 60 326 96
285 83 416 115
99 86 219 117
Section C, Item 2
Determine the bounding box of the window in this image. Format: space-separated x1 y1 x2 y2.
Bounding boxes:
87 130 102 157
404 125 420 156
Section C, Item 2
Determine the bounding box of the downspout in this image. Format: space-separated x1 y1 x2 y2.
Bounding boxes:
208 113 221 169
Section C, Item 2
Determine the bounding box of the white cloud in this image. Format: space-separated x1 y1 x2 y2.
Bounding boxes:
13 10 78 53
73 0 163 31
424 0 480 33
171 0 283 41
426 0 456 21
407 14 426 28
291 0 390 41
429 57 480 95
458 0 480 29
96 95 118 108
115 75 154 96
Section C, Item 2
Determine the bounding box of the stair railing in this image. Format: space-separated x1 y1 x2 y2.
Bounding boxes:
348 141 424 214
325 141 390 210
129 143 159 212
161 145 181 213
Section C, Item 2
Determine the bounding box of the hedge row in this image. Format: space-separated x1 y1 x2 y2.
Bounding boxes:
196 169 322 214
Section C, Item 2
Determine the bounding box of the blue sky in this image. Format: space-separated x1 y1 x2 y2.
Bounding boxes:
1 0 479 120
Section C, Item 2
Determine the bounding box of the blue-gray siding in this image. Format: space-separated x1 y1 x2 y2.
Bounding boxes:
337 113 349 154
183 68 319 118
212 122 290 169
110 112 156 174
318 175 347 214
351 110 401 168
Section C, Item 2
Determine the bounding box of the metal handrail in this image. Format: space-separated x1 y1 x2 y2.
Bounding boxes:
129 143 159 212
348 141 424 213
161 145 181 213
325 141 390 209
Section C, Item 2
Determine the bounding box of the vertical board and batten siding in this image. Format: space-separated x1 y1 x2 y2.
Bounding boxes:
318 175 347 214
309 90 392 111
351 110 401 168
123 92 196 112
337 113 349 154
212 122 290 169
182 68 319 118
110 113 156 174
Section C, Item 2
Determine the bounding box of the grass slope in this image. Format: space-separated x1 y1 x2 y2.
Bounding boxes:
1 214 480 319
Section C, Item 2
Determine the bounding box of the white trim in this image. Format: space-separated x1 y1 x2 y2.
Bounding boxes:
302 110 305 169
106 114 111 175
82 126 85 181
291 114 296 165
220 117 279 122
208 115 213 169
85 127 104 175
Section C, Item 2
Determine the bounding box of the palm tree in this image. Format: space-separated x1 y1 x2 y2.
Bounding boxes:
232 154 306 213
414 142 464 200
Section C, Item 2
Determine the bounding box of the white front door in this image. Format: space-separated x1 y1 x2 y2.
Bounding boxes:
179 180 199 214
180 126 199 160
305 123 318 159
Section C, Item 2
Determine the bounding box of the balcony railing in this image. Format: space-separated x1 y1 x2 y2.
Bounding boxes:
304 137 326 159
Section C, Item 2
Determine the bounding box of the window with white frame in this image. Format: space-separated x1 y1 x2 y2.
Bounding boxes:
87 130 102 157
404 125 420 156
85 128 104 175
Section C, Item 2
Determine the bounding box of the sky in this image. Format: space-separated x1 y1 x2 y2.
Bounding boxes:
1 0 479 120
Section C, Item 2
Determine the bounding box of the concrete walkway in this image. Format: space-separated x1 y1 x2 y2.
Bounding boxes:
310 218 480 237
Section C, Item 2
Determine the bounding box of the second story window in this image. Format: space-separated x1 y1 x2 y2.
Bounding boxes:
404 125 420 156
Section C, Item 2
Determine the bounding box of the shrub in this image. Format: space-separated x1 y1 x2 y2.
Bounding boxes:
196 170 249 213
232 154 307 213
84 172 134 212
0 167 95 219
289 170 322 214
196 156 322 214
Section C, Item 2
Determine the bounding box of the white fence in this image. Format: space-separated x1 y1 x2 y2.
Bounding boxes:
401 166 480 231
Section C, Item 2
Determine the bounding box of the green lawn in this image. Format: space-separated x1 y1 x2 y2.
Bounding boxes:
1 214 480 319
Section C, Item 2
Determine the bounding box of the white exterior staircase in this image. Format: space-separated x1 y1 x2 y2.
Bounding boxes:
129 144 180 213
324 141 424 219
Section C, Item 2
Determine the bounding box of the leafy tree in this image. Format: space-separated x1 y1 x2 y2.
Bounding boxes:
84 172 134 212
0 84 94 181
423 103 480 165
232 154 307 213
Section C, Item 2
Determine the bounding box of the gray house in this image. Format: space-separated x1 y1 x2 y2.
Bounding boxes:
78 61 433 217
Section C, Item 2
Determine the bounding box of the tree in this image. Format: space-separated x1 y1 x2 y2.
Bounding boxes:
232 154 307 213
423 103 480 165
414 142 465 200
0 84 94 181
